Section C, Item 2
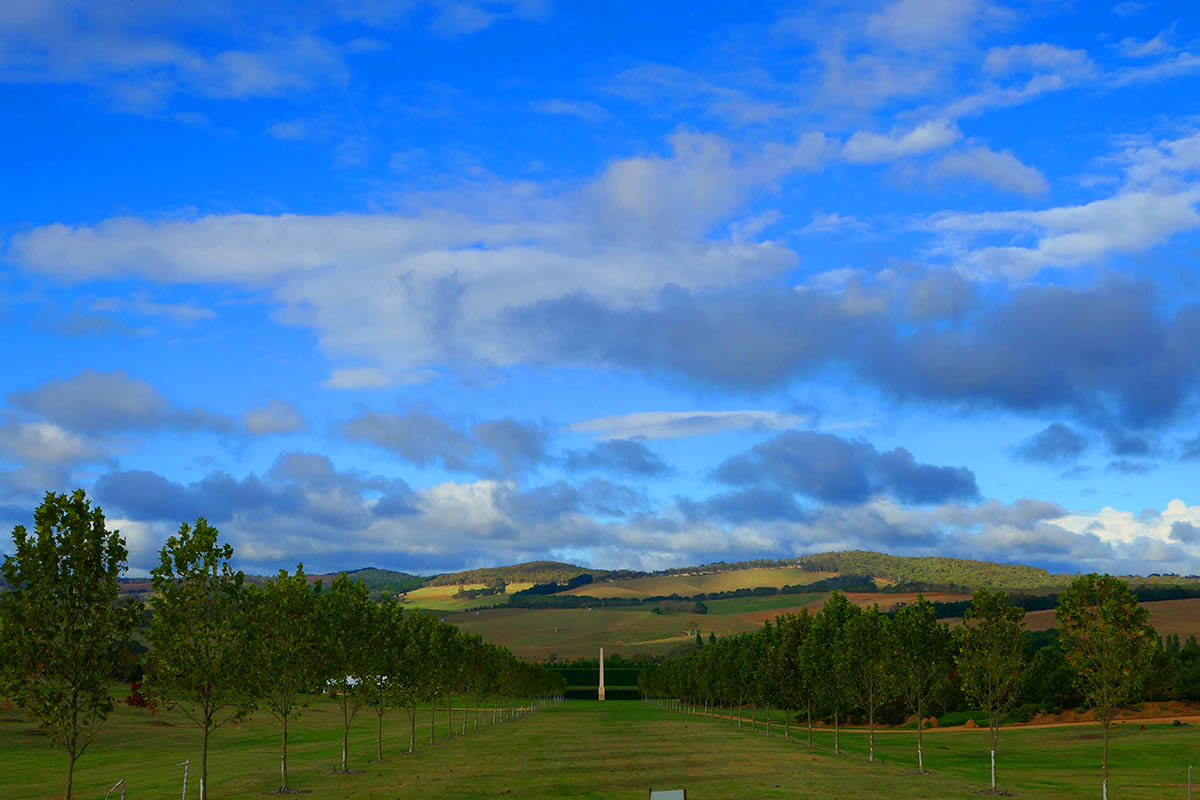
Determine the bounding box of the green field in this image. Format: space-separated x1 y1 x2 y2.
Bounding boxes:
449 594 832 659
5 696 1199 799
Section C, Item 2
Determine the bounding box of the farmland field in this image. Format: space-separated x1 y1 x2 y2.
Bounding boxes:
450 594 841 659
560 567 840 598
4 696 1199 799
399 582 534 612
1023 597 1200 639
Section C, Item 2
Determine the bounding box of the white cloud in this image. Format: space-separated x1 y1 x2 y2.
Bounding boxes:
10 130 832 374
531 99 608 122
866 0 1007 51
0 419 103 464
931 189 1200 279
242 398 306 436
89 291 215 323
927 129 1200 278
1118 28 1176 59
568 410 812 441
1054 499 1200 551
800 211 868 235
842 119 961 164
321 367 396 390
929 145 1049 196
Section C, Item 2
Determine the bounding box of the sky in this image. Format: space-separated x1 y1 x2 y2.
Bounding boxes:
2 0 1200 577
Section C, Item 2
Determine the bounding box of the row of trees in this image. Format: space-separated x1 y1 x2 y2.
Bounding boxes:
0 491 566 800
640 578 1158 796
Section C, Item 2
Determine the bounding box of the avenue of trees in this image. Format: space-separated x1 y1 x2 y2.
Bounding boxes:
640 579 1160 796
0 491 566 800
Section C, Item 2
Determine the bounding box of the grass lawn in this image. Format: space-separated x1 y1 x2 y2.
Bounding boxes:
5 695 1200 799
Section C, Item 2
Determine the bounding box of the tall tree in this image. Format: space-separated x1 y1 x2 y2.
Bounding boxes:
322 574 372 774
146 518 253 800
839 604 894 763
1056 574 1157 800
0 490 141 800
245 566 326 793
809 592 856 754
955 588 1025 792
770 610 814 745
892 596 953 773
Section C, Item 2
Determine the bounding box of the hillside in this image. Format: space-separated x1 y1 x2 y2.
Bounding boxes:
424 560 610 587
793 550 1070 590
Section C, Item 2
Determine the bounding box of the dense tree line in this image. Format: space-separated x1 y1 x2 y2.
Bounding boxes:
0 491 566 800
640 580 1167 796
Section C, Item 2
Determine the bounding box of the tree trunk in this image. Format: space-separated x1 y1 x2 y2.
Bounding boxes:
280 715 289 792
990 712 999 789
785 711 790 741
766 705 771 737
429 699 436 745
868 708 875 763
806 706 813 748
834 709 840 755
916 698 924 773
408 704 416 754
376 702 385 762
1102 717 1110 800
341 701 350 772
200 723 210 800
446 694 452 739
65 748 77 800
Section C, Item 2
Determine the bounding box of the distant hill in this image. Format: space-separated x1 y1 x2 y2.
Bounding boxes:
424 560 613 587
315 567 426 594
793 550 1069 591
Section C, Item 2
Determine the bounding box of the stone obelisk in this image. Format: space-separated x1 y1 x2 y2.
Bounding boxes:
598 647 606 701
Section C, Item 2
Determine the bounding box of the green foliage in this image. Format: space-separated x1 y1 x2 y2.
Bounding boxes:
244 565 327 792
0 490 142 800
796 550 1066 590
955 588 1027 788
146 518 252 800
425 561 607 587
891 596 953 772
1055 575 1157 721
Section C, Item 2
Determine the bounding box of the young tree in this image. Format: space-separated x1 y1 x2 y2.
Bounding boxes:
809 592 856 754
0 490 142 800
892 596 953 773
322 574 372 773
770 610 814 745
955 588 1025 792
839 604 894 763
1056 574 1157 800
245 566 326 793
146 518 253 800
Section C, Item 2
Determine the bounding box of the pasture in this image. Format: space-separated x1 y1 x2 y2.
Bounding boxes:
450 594 837 659
4 696 1199 799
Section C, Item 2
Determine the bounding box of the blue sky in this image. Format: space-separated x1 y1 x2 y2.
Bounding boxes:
3 0 1200 576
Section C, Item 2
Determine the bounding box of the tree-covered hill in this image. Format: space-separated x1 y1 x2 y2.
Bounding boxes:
794 550 1070 591
424 560 613 587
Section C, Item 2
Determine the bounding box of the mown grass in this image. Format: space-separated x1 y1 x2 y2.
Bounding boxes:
5 695 1199 799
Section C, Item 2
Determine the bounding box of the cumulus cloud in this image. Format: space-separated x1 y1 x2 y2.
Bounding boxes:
8 369 235 434
842 119 961 164
713 430 979 506
929 145 1049 196
568 410 811 441
0 418 105 464
1015 423 1089 465
242 398 306 436
562 439 670 477
343 408 548 476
